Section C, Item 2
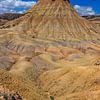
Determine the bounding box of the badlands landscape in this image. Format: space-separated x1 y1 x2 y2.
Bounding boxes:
0 0 100 100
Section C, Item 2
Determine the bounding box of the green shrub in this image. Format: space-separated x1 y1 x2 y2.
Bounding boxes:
50 96 55 100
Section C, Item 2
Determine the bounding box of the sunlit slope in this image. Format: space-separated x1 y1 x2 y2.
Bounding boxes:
0 68 47 100
0 0 100 42
0 33 99 100
40 66 100 100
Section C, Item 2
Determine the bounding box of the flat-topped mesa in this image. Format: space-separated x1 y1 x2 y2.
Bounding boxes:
0 0 100 42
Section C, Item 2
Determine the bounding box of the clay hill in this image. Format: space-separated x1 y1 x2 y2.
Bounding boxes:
0 0 100 42
0 0 100 100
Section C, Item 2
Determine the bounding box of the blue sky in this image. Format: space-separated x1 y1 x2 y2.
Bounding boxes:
0 0 100 15
70 0 100 15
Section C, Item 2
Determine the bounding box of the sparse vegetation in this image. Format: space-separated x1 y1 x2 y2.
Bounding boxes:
50 96 55 100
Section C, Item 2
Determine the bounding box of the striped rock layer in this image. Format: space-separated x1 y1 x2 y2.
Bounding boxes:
0 0 100 42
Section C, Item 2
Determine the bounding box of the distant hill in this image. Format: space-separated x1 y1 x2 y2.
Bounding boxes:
0 13 100 21
0 13 23 20
82 15 100 19
0 13 100 28
83 15 100 26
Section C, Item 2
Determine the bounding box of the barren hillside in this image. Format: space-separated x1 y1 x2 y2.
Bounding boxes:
0 0 100 100
88 16 100 26
0 0 100 42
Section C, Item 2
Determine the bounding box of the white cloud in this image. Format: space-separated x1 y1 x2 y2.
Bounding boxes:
0 0 36 14
0 1 96 16
74 5 95 16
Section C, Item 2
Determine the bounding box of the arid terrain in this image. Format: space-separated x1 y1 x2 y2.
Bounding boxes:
0 0 100 100
83 15 100 27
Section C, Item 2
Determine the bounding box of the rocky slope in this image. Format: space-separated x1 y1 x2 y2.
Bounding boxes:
0 0 100 42
0 85 23 100
0 33 99 100
0 19 8 26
